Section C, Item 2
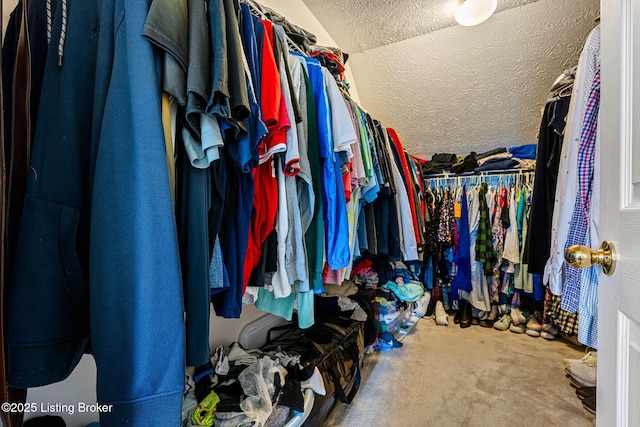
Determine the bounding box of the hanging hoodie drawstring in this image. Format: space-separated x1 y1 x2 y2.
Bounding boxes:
58 0 67 67
45 0 68 67
46 0 52 44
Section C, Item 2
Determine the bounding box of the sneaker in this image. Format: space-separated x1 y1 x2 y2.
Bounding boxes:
563 351 597 368
413 292 431 318
566 362 597 387
525 328 540 337
509 322 526 334
540 331 556 340
493 314 512 331
510 308 527 325
526 315 542 332
435 301 449 326
542 323 558 334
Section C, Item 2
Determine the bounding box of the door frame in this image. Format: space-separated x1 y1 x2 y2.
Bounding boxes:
598 0 635 425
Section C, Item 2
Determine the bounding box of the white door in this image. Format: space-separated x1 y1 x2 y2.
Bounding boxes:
598 1 640 426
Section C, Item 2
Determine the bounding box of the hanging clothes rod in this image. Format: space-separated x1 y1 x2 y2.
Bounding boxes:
425 170 534 179
424 170 535 188
241 0 307 55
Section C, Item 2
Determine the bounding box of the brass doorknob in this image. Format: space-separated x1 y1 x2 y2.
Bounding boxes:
564 241 616 275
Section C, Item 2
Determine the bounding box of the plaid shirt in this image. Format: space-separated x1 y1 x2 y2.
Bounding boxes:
475 184 497 276
545 291 579 335
562 66 600 313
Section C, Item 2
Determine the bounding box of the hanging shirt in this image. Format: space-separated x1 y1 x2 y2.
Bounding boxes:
562 66 600 313
475 184 497 276
388 128 421 246
503 190 520 264
288 53 315 236
206 0 250 132
347 102 366 188
274 26 300 175
451 187 472 295
514 186 534 294
303 56 350 270
270 157 291 298
383 130 418 261
295 57 325 294
242 18 291 292
463 186 492 312
545 25 600 295
525 98 565 273
322 68 355 158
491 188 507 264
258 20 289 162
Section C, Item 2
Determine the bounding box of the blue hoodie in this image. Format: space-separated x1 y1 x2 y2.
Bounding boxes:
7 1 184 425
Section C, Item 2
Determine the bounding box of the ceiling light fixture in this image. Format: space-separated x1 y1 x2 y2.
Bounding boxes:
455 0 498 26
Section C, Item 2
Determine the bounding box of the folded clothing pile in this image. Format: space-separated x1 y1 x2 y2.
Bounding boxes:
420 144 538 176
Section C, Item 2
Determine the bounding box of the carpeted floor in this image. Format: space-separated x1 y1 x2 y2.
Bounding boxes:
324 317 596 427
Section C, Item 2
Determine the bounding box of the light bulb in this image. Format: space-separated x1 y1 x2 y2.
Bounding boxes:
455 0 498 26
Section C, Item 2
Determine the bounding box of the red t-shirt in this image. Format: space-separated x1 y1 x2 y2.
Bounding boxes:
388 128 421 245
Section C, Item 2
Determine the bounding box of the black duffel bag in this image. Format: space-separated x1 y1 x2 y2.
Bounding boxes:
262 317 364 426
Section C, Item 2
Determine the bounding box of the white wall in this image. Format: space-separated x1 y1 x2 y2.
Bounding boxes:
345 0 599 158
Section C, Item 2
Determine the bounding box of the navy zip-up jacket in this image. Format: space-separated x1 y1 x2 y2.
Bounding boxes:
6 1 185 425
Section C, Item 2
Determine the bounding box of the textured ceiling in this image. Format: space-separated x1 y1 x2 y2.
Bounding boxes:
302 0 545 54
303 0 600 159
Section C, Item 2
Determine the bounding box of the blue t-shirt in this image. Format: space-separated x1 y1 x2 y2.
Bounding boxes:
302 56 350 270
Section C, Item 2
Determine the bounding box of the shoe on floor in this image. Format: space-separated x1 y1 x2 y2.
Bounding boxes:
526 315 542 332
493 314 512 331
425 298 437 318
459 300 472 328
525 328 540 337
583 395 596 414
566 362 597 387
509 322 526 334
486 305 498 321
540 331 556 340
478 318 495 328
510 308 527 325
413 292 431 318
542 323 559 334
563 351 597 368
435 301 449 326
576 386 596 401
453 299 466 324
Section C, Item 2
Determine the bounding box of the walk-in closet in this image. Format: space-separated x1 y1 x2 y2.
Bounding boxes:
2 0 637 426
